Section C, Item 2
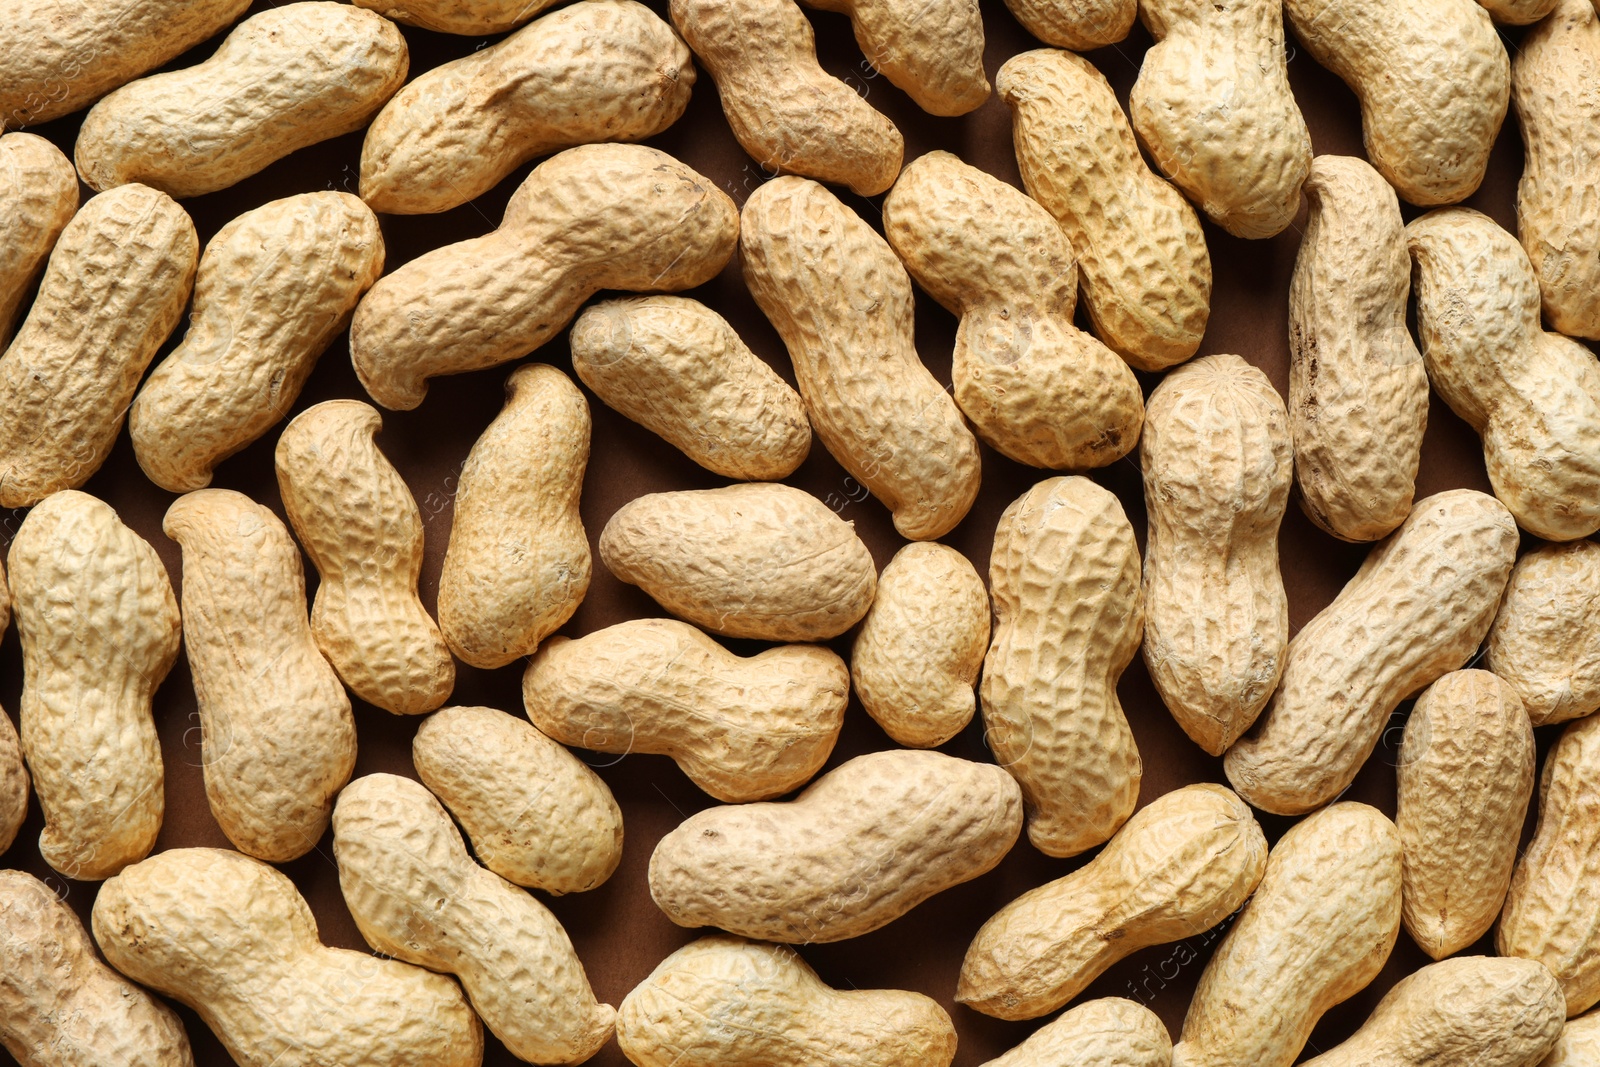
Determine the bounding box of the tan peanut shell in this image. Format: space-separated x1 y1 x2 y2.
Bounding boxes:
92 847 483 1067
998 0 1135 49
1129 0 1311 239
980 998 1172 1067
670 0 903 195
1172 802 1403 1067
437 364 591 670
354 0 559 34
0 0 249 129
75 3 406 199
0 134 76 346
1396 670 1535 959
163 489 357 863
1486 540 1600 726
0 183 196 509
1224 490 1518 815
275 400 454 715
741 176 981 539
1514 0 1600 338
1543 1010 1600 1067
1283 0 1507 205
648 749 1023 943
333 773 614 1066
0 869 193 1067
1142 355 1291 755
129 192 385 493
882 150 1144 470
569 297 811 481
1288 154 1428 542
961 783 1267 1021
412 705 623 895
1408 208 1600 541
982 476 1144 856
524 618 848 802
851 543 989 749
360 0 693 215
617 935 957 1067
11 491 180 881
0 556 23 858
797 0 988 115
998 48 1210 371
352 143 737 410
599 482 877 643
1481 0 1559 22
1500 712 1600 1015
1301 956 1565 1067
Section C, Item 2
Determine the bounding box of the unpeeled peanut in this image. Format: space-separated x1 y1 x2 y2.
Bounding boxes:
998 0 1135 49
1544 1011 1600 1067
1486 539 1600 726
354 0 559 34
980 998 1171 1067
1480 0 1558 21
0 558 22 857
0 133 76 346
796 0 988 116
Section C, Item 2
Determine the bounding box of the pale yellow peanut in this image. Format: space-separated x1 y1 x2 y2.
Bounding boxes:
978 998 1172 1067
1543 1010 1600 1066
1486 540 1600 726
999 0 1136 49
0 133 76 346
797 0 988 115
354 0 560 34
1482 0 1559 23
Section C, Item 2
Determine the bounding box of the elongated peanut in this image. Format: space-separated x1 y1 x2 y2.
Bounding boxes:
12 491 179 880
1486 540 1600 726
0 557 22 858
882 150 1143 470
1224 490 1518 814
276 400 454 715
438 365 590 669
352 143 737 410
0 134 76 346
982 476 1143 856
998 48 1210 371
741 176 981 539
999 0 1135 49
360 0 693 215
796 0 988 115
649 749 1023 943
1544 1011 1600 1066
129 192 384 493
1173 803 1403 1067
354 0 560 33
670 0 903 195
980 998 1171 1067
163 489 356 863
617 935 956 1067
0 183 196 509
1288 155 1428 542
599 482 876 642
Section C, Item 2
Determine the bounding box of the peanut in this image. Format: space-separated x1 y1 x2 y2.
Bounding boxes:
1543 1011 1600 1067
1288 155 1428 542
75 3 407 199
961 783 1266 1021
669 0 903 195
0 557 22 858
275 400 454 715
11 491 180 880
437 364 590 670
0 183 196 509
997 0 1135 49
982 475 1144 856
1407 208 1600 541
1224 490 1518 814
648 749 1023 943
162 489 356 863
92 847 483 1067
354 0 560 34
881 150 1144 471
741 176 982 539
1481 0 1559 23
1172 802 1403 1067
796 0 988 115
1283 0 1508 205
997 48 1211 371
351 143 737 410
979 998 1171 1067
0 133 76 346
333 773 615 1066
616 935 956 1067
128 192 384 493
569 297 811 482
1142 354 1292 755
412 705 623 895
359 0 693 215
1486 539 1600 726
598 482 877 643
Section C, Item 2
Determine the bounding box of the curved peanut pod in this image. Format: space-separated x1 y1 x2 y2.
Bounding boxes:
75 3 407 199
354 0 560 34
360 0 693 215
1486 539 1600 726
275 400 454 715
0 133 77 347
1224 490 1518 815
334 774 615 1066
883 150 1144 471
0 183 196 509
796 0 988 116
164 490 357 863
999 0 1135 49
1544 1011 1600 1066
130 192 385 493
438 364 590 669
12 491 180 880
978 998 1172 1067
1481 0 1558 20
741 176 981 540
351 143 737 411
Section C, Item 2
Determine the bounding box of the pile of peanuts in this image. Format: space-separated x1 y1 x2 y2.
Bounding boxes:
0 0 1598 1064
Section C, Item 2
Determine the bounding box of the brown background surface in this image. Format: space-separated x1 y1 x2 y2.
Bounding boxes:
0 2 1577 1064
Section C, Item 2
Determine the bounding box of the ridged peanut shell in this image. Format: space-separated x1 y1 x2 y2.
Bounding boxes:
0 133 76 346
797 0 988 115
0 555 22 857
353 0 560 34
1543 1010 1600 1066
979 998 1172 1067
998 0 1136 49
1486 539 1600 726
1481 0 1559 22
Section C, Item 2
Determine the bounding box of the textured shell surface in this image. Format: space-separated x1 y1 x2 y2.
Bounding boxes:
0 554 21 857
1481 0 1559 21
978 997 1172 1067
1486 539 1600 726
797 0 989 115
1543 1010 1600 1067
0 133 77 346
353 0 561 34
998 0 1136 49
